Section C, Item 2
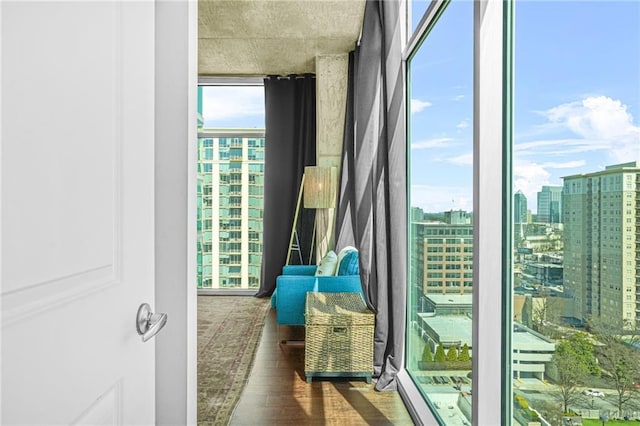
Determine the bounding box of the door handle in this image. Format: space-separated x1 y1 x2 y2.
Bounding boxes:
136 303 168 342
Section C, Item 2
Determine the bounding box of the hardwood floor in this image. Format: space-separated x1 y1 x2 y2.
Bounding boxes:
230 309 415 425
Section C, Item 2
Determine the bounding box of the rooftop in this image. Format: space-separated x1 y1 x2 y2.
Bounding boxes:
418 314 473 345
426 294 473 306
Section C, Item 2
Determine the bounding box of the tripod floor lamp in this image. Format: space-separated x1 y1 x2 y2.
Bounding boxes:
286 166 337 265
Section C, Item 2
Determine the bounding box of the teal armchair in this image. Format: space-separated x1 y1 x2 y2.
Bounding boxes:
272 249 363 326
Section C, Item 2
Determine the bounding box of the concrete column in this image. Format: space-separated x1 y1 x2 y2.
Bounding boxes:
315 54 348 260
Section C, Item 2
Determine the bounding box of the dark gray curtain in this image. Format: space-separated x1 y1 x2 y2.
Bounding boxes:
256 75 316 298
335 0 406 391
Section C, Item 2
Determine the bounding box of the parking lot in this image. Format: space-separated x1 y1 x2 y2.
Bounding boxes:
416 375 471 387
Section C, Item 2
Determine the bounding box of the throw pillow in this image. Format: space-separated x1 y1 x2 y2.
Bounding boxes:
315 250 338 276
337 250 359 275
336 246 357 275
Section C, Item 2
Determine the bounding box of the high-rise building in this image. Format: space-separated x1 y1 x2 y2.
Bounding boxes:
197 130 265 289
537 185 563 223
417 211 474 296
422 224 473 295
562 162 639 330
514 190 527 224
411 206 425 222
444 209 471 225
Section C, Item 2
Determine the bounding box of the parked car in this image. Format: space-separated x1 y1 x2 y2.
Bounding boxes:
583 389 605 397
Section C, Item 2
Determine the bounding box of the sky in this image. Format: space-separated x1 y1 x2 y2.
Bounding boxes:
201 1 640 215
201 85 265 129
409 0 640 213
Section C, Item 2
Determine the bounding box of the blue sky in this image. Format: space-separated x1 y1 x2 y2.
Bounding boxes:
409 0 474 213
201 86 265 129
409 0 640 213
201 1 640 215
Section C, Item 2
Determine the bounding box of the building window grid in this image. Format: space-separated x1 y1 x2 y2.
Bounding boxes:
196 134 265 289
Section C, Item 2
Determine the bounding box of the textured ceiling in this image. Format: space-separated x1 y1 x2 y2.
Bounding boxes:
198 0 366 76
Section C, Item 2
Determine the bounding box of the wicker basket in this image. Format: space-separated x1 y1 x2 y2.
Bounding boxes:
304 292 374 383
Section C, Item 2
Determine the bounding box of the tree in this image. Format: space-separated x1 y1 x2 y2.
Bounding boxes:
458 343 471 362
552 332 598 413
568 332 601 376
446 345 458 362
531 295 561 336
434 344 446 362
421 343 433 363
535 400 564 426
594 334 640 416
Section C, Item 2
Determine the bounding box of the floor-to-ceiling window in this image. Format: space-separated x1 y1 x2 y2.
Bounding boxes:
401 0 640 425
510 2 640 424
406 1 474 424
403 0 639 424
401 0 510 424
197 81 266 291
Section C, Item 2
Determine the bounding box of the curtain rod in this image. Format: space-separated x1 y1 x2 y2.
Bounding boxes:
266 74 316 80
199 76 263 86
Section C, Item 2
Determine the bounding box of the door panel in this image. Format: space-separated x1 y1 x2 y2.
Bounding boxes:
1 2 156 424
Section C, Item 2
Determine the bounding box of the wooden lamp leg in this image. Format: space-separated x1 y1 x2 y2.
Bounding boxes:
286 174 305 265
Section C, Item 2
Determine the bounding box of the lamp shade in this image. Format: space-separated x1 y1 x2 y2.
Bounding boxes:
303 166 337 209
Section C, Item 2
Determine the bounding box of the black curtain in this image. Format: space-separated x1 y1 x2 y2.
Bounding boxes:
334 0 406 391
256 75 316 298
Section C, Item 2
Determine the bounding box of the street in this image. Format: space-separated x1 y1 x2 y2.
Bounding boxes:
515 385 640 420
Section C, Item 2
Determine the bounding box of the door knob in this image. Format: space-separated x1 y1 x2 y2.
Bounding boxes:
136 303 168 342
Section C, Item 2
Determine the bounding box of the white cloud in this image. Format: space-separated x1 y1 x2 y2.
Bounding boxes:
453 94 465 101
411 98 432 113
515 139 581 152
456 119 470 129
443 151 473 166
411 137 453 150
513 160 584 211
410 184 473 213
513 161 552 210
540 95 640 162
201 86 264 122
540 160 586 169
515 138 611 157
546 96 632 139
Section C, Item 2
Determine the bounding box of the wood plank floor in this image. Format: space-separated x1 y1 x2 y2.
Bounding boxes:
230 308 415 425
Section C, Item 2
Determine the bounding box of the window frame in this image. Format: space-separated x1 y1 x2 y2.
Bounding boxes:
196 78 266 294
397 0 513 424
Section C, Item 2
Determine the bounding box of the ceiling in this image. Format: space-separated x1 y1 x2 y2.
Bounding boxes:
198 0 366 76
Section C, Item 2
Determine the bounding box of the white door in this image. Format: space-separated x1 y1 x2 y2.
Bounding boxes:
1 2 158 424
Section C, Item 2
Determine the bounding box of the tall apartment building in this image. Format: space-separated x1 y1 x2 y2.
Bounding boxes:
418 212 474 296
197 130 265 289
537 185 563 223
562 162 639 330
514 190 528 224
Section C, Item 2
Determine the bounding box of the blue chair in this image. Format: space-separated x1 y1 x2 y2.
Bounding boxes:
273 249 363 327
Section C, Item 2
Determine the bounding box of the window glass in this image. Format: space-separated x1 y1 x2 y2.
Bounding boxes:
197 85 265 289
511 2 640 423
407 1 474 423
